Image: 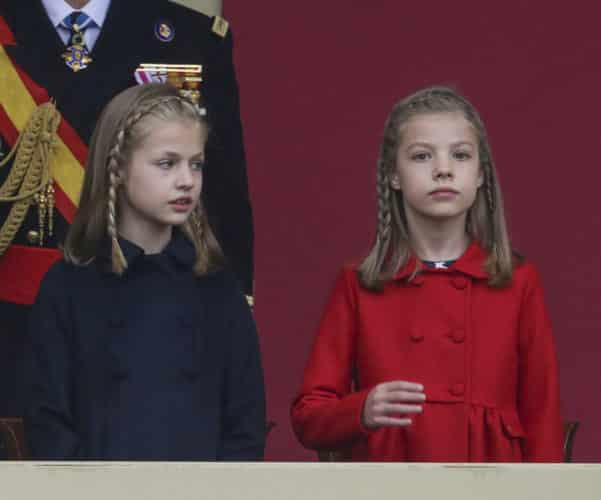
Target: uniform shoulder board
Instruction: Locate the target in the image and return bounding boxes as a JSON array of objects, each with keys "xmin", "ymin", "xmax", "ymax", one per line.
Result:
[{"xmin": 211, "ymin": 16, "xmax": 229, "ymax": 38}]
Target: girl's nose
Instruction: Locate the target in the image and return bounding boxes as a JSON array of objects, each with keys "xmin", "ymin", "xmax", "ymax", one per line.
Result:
[
  {"xmin": 176, "ymin": 167, "xmax": 195, "ymax": 190},
  {"xmin": 433, "ymin": 157, "xmax": 453, "ymax": 179}
]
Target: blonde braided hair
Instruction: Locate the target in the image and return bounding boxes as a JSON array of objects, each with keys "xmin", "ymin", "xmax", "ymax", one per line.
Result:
[
  {"xmin": 63, "ymin": 83, "xmax": 223, "ymax": 275},
  {"xmin": 358, "ymin": 86, "xmax": 514, "ymax": 290}
]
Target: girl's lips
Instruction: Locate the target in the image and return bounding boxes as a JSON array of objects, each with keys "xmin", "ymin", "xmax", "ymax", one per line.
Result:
[
  {"xmin": 169, "ymin": 197, "xmax": 192, "ymax": 205},
  {"xmin": 429, "ymin": 189, "xmax": 459, "ymax": 196},
  {"xmin": 169, "ymin": 197, "xmax": 193, "ymax": 212}
]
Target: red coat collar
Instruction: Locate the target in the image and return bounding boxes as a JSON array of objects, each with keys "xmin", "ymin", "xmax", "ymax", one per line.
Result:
[{"xmin": 393, "ymin": 240, "xmax": 489, "ymax": 281}]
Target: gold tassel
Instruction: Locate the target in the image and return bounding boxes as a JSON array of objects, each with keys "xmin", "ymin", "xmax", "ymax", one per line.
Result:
[
  {"xmin": 35, "ymin": 190, "xmax": 47, "ymax": 246},
  {"xmin": 46, "ymin": 181, "xmax": 55, "ymax": 237}
]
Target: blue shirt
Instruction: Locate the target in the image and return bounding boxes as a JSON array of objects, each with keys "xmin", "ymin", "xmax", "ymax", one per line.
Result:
[{"xmin": 40, "ymin": 0, "xmax": 110, "ymax": 50}]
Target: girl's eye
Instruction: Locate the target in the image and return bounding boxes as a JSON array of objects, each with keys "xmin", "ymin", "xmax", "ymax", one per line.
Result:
[
  {"xmin": 191, "ymin": 161, "xmax": 205, "ymax": 171},
  {"xmin": 157, "ymin": 159, "xmax": 175, "ymax": 169},
  {"xmin": 411, "ymin": 151, "xmax": 431, "ymax": 162},
  {"xmin": 453, "ymin": 151, "xmax": 472, "ymax": 161}
]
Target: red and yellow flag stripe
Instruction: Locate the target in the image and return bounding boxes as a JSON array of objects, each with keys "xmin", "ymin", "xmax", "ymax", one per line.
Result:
[{"xmin": 0, "ymin": 17, "xmax": 88, "ymax": 223}]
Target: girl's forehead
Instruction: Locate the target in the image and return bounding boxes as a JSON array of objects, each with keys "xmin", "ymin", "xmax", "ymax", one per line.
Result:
[
  {"xmin": 135, "ymin": 115, "xmax": 207, "ymax": 140},
  {"xmin": 137, "ymin": 113, "xmax": 203, "ymax": 130},
  {"xmin": 399, "ymin": 111, "xmax": 477, "ymax": 143}
]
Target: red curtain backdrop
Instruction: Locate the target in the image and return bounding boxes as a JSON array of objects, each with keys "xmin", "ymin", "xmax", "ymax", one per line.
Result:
[{"xmin": 226, "ymin": 1, "xmax": 601, "ymax": 461}]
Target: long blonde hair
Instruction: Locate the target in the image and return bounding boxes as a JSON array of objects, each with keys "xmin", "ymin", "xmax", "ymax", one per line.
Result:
[
  {"xmin": 358, "ymin": 86, "xmax": 514, "ymax": 291},
  {"xmin": 64, "ymin": 83, "xmax": 224, "ymax": 276}
]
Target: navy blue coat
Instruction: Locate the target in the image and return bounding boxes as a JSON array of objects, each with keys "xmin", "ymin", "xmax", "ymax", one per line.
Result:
[{"xmin": 24, "ymin": 232, "xmax": 265, "ymax": 460}]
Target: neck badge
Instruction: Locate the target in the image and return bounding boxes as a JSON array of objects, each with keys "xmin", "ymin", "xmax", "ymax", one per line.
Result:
[{"xmin": 62, "ymin": 24, "xmax": 92, "ymax": 72}]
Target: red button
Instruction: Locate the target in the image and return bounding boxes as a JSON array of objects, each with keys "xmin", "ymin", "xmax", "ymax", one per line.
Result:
[
  {"xmin": 410, "ymin": 329, "xmax": 424, "ymax": 342},
  {"xmin": 410, "ymin": 275, "xmax": 424, "ymax": 286},
  {"xmin": 449, "ymin": 383, "xmax": 465, "ymax": 396},
  {"xmin": 451, "ymin": 276, "xmax": 468, "ymax": 290},
  {"xmin": 451, "ymin": 329, "xmax": 466, "ymax": 343}
]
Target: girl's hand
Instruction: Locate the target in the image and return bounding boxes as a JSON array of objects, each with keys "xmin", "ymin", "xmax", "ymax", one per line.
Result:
[{"xmin": 362, "ymin": 381, "xmax": 426, "ymax": 429}]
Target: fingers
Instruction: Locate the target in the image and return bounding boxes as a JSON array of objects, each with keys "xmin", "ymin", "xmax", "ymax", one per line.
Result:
[
  {"xmin": 387, "ymin": 390, "xmax": 426, "ymax": 403},
  {"xmin": 371, "ymin": 416, "xmax": 413, "ymax": 427},
  {"xmin": 381, "ymin": 381, "xmax": 424, "ymax": 393},
  {"xmin": 379, "ymin": 403, "xmax": 423, "ymax": 414},
  {"xmin": 362, "ymin": 380, "xmax": 427, "ymax": 430}
]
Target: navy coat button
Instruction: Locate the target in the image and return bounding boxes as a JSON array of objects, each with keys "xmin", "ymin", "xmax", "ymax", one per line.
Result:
[
  {"xmin": 178, "ymin": 317, "xmax": 194, "ymax": 328},
  {"xmin": 108, "ymin": 318, "xmax": 125, "ymax": 328},
  {"xmin": 182, "ymin": 367, "xmax": 200, "ymax": 381},
  {"xmin": 111, "ymin": 370, "xmax": 128, "ymax": 381}
]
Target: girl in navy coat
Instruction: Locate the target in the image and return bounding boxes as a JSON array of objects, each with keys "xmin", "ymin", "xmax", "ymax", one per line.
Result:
[{"xmin": 24, "ymin": 83, "xmax": 266, "ymax": 460}]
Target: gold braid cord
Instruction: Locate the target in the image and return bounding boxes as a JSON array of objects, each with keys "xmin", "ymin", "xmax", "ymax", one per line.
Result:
[{"xmin": 0, "ymin": 102, "xmax": 60, "ymax": 255}]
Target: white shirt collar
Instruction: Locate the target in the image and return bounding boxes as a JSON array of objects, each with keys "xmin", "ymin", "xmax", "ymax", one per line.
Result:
[{"xmin": 40, "ymin": 0, "xmax": 111, "ymax": 28}]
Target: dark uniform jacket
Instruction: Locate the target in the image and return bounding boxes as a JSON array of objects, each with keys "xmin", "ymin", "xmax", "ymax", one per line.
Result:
[
  {"xmin": 24, "ymin": 231, "xmax": 265, "ymax": 460},
  {"xmin": 0, "ymin": 0, "xmax": 253, "ymax": 420}
]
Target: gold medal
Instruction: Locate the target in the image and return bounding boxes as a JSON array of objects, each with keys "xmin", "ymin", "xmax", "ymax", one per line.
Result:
[{"xmin": 62, "ymin": 26, "xmax": 92, "ymax": 72}]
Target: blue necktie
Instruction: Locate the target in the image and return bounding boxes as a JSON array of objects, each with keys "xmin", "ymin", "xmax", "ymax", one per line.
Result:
[{"xmin": 60, "ymin": 11, "xmax": 94, "ymax": 48}]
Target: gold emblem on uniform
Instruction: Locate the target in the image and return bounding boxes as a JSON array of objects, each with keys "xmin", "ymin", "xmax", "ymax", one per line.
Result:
[
  {"xmin": 154, "ymin": 20, "xmax": 175, "ymax": 42},
  {"xmin": 62, "ymin": 24, "xmax": 92, "ymax": 72},
  {"xmin": 160, "ymin": 24, "xmax": 171, "ymax": 39}
]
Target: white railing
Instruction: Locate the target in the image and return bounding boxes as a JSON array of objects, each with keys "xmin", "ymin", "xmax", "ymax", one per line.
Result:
[{"xmin": 0, "ymin": 462, "xmax": 599, "ymax": 500}]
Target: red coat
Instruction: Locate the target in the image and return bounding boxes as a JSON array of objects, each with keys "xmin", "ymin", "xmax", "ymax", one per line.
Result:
[{"xmin": 291, "ymin": 243, "xmax": 563, "ymax": 462}]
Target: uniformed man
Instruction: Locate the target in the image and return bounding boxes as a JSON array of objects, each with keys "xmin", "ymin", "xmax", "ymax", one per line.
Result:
[{"xmin": 0, "ymin": 0, "xmax": 254, "ymax": 433}]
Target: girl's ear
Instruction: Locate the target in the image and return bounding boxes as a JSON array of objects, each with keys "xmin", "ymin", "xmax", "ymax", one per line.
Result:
[{"xmin": 390, "ymin": 173, "xmax": 401, "ymax": 191}]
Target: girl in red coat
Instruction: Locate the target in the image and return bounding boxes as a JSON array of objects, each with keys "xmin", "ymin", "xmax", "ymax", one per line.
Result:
[{"xmin": 291, "ymin": 86, "xmax": 563, "ymax": 462}]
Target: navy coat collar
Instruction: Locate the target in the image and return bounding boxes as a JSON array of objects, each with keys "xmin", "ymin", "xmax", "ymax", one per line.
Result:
[{"xmin": 98, "ymin": 229, "xmax": 196, "ymax": 273}]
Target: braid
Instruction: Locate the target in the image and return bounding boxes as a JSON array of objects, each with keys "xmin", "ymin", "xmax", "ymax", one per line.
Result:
[
  {"xmin": 106, "ymin": 128, "xmax": 127, "ymax": 274},
  {"xmin": 376, "ymin": 160, "xmax": 392, "ymax": 245},
  {"xmin": 482, "ymin": 161, "xmax": 499, "ymax": 267},
  {"xmin": 119, "ymin": 96, "xmax": 179, "ymax": 136}
]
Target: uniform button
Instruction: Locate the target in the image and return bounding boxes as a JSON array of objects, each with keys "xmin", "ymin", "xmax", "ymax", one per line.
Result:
[
  {"xmin": 449, "ymin": 383, "xmax": 465, "ymax": 396},
  {"xmin": 450, "ymin": 329, "xmax": 466, "ymax": 343},
  {"xmin": 27, "ymin": 230, "xmax": 40, "ymax": 244},
  {"xmin": 410, "ymin": 329, "xmax": 424, "ymax": 342},
  {"xmin": 451, "ymin": 276, "xmax": 468, "ymax": 290}
]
